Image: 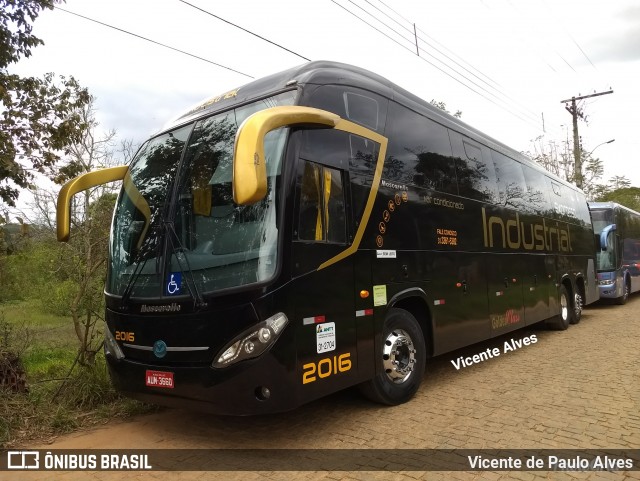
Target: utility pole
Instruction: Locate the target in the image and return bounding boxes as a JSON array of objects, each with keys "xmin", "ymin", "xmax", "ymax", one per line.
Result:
[{"xmin": 560, "ymin": 89, "xmax": 613, "ymax": 189}]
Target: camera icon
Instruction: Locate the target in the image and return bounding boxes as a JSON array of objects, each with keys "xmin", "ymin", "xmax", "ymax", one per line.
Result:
[{"xmin": 7, "ymin": 451, "xmax": 39, "ymax": 469}]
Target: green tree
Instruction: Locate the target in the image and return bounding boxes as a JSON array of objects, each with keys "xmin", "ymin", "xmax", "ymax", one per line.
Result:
[
  {"xmin": 50, "ymin": 100, "xmax": 123, "ymax": 365},
  {"xmin": 527, "ymin": 136, "xmax": 610, "ymax": 200},
  {"xmin": 596, "ymin": 186, "xmax": 640, "ymax": 212},
  {"xmin": 25, "ymin": 98, "xmax": 128, "ymax": 365},
  {"xmin": 0, "ymin": 0, "xmax": 90, "ymax": 206},
  {"xmin": 579, "ymin": 150, "xmax": 605, "ymax": 200},
  {"xmin": 430, "ymin": 99, "xmax": 462, "ymax": 118}
]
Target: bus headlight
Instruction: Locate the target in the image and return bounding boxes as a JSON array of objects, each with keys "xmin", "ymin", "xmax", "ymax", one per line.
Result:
[
  {"xmin": 212, "ymin": 313, "xmax": 288, "ymax": 368},
  {"xmin": 104, "ymin": 326, "xmax": 125, "ymax": 360}
]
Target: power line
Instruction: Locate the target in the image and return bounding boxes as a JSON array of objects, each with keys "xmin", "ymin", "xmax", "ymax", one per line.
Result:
[
  {"xmin": 55, "ymin": 7, "xmax": 254, "ymax": 79},
  {"xmin": 355, "ymin": 0, "xmax": 545, "ymax": 126},
  {"xmin": 499, "ymin": 0, "xmax": 579, "ymax": 73},
  {"xmin": 331, "ymin": 0, "xmax": 543, "ymax": 129},
  {"xmin": 540, "ymin": 0, "xmax": 598, "ymax": 71},
  {"xmin": 371, "ymin": 0, "xmax": 541, "ymax": 122},
  {"xmin": 177, "ymin": 0, "xmax": 310, "ymax": 62},
  {"xmin": 377, "ymin": 0, "xmax": 502, "ymax": 90},
  {"xmin": 372, "ymin": 0, "xmax": 566, "ymax": 138},
  {"xmin": 327, "ymin": 1, "xmax": 415, "ymax": 60}
]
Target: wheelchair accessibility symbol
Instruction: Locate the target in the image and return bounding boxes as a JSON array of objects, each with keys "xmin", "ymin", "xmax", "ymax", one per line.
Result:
[{"xmin": 166, "ymin": 273, "xmax": 182, "ymax": 295}]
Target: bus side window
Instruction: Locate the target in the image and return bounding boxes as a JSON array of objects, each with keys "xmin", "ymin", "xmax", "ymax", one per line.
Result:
[
  {"xmin": 521, "ymin": 164, "xmax": 550, "ymax": 216},
  {"xmin": 302, "ymin": 84, "xmax": 389, "ymax": 134},
  {"xmin": 449, "ymin": 131, "xmax": 497, "ymax": 203},
  {"xmin": 548, "ymin": 180, "xmax": 588, "ymax": 224},
  {"xmin": 344, "ymin": 92, "xmax": 379, "ymax": 131},
  {"xmin": 385, "ymin": 102, "xmax": 458, "ymax": 194},
  {"xmin": 298, "ymin": 161, "xmax": 346, "ymax": 244},
  {"xmin": 349, "ymin": 134, "xmax": 376, "ymax": 175},
  {"xmin": 492, "ymin": 150, "xmax": 527, "ymax": 209}
]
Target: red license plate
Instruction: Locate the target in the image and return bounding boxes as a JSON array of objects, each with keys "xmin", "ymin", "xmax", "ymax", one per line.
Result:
[{"xmin": 145, "ymin": 370, "xmax": 174, "ymax": 389}]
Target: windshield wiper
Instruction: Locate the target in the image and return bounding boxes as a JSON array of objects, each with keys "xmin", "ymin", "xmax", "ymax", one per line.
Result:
[
  {"xmin": 162, "ymin": 219, "xmax": 208, "ymax": 309},
  {"xmin": 120, "ymin": 226, "xmax": 161, "ymax": 310}
]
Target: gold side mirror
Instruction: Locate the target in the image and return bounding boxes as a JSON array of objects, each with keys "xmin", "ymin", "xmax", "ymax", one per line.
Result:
[
  {"xmin": 233, "ymin": 106, "xmax": 340, "ymax": 205},
  {"xmin": 56, "ymin": 166, "xmax": 128, "ymax": 242}
]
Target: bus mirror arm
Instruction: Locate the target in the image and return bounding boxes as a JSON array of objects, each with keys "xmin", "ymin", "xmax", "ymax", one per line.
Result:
[
  {"xmin": 56, "ymin": 166, "xmax": 129, "ymax": 242},
  {"xmin": 599, "ymin": 224, "xmax": 616, "ymax": 251},
  {"xmin": 232, "ymin": 106, "xmax": 341, "ymax": 205}
]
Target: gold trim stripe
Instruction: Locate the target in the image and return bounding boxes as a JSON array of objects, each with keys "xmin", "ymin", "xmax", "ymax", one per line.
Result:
[{"xmin": 318, "ymin": 120, "xmax": 388, "ymax": 270}]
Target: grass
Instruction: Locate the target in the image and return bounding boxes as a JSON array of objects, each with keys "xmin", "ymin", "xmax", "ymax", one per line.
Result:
[
  {"xmin": 0, "ymin": 299, "xmax": 155, "ymax": 447},
  {"xmin": 0, "ymin": 299, "xmax": 71, "ymax": 326}
]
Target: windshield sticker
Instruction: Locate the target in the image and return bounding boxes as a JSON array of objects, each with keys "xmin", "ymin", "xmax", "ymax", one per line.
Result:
[
  {"xmin": 316, "ymin": 322, "xmax": 336, "ymax": 354},
  {"xmin": 165, "ymin": 273, "xmax": 182, "ymax": 296}
]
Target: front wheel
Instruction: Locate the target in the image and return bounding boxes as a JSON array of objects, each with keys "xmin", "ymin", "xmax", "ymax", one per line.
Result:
[
  {"xmin": 615, "ymin": 280, "xmax": 630, "ymax": 305},
  {"xmin": 359, "ymin": 308, "xmax": 426, "ymax": 405}
]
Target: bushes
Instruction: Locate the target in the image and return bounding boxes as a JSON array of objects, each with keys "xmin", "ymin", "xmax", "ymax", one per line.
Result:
[
  {"xmin": 0, "ymin": 304, "xmax": 150, "ymax": 447},
  {"xmin": 41, "ymin": 279, "xmax": 77, "ymax": 317},
  {"xmin": 1, "ymin": 240, "xmax": 63, "ymax": 302}
]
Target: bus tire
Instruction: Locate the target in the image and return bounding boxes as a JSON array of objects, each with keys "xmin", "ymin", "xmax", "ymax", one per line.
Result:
[
  {"xmin": 615, "ymin": 280, "xmax": 629, "ymax": 305},
  {"xmin": 359, "ymin": 308, "xmax": 426, "ymax": 406},
  {"xmin": 546, "ymin": 285, "xmax": 571, "ymax": 330},
  {"xmin": 570, "ymin": 291, "xmax": 582, "ymax": 324}
]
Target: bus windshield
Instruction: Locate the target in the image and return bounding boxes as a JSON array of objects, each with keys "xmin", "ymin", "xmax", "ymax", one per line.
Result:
[
  {"xmin": 591, "ymin": 208, "xmax": 616, "ymax": 271},
  {"xmin": 107, "ymin": 92, "xmax": 295, "ymax": 298}
]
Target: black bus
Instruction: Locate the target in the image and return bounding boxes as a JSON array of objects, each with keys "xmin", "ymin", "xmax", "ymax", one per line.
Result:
[
  {"xmin": 589, "ymin": 201, "xmax": 640, "ymax": 304},
  {"xmin": 56, "ymin": 61, "xmax": 598, "ymax": 414}
]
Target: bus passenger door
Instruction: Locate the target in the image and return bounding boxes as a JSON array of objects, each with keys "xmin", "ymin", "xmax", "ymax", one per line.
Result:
[{"xmin": 292, "ymin": 156, "xmax": 360, "ymax": 400}]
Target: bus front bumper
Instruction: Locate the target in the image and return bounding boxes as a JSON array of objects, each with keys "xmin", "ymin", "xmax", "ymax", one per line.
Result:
[
  {"xmin": 105, "ymin": 354, "xmax": 299, "ymax": 416},
  {"xmin": 598, "ymin": 285, "xmax": 619, "ymax": 298}
]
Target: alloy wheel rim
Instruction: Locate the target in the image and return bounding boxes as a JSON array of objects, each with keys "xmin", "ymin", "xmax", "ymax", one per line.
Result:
[
  {"xmin": 382, "ymin": 329, "xmax": 416, "ymax": 384},
  {"xmin": 560, "ymin": 293, "xmax": 569, "ymax": 321}
]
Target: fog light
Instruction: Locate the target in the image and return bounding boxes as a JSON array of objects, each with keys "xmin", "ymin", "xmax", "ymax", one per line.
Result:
[{"xmin": 255, "ymin": 386, "xmax": 271, "ymax": 401}]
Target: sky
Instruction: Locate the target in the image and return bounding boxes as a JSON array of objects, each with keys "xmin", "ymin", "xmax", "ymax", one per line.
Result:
[{"xmin": 10, "ymin": 0, "xmax": 640, "ymax": 197}]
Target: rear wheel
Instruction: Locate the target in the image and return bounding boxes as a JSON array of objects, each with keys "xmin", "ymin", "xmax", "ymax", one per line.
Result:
[
  {"xmin": 359, "ymin": 308, "xmax": 426, "ymax": 405},
  {"xmin": 546, "ymin": 284, "xmax": 571, "ymax": 330},
  {"xmin": 570, "ymin": 291, "xmax": 582, "ymax": 324}
]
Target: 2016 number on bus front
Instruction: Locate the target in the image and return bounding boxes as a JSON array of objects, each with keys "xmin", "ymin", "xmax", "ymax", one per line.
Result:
[{"xmin": 302, "ymin": 353, "xmax": 352, "ymax": 384}]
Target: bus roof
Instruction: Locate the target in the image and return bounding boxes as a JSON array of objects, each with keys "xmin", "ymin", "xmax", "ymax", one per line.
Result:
[
  {"xmin": 159, "ymin": 60, "xmax": 581, "ymax": 194},
  {"xmin": 588, "ymin": 201, "xmax": 640, "ymax": 217}
]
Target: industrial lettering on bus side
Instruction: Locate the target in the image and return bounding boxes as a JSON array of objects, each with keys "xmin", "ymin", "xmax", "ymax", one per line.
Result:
[{"xmin": 481, "ymin": 208, "xmax": 572, "ymax": 252}]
